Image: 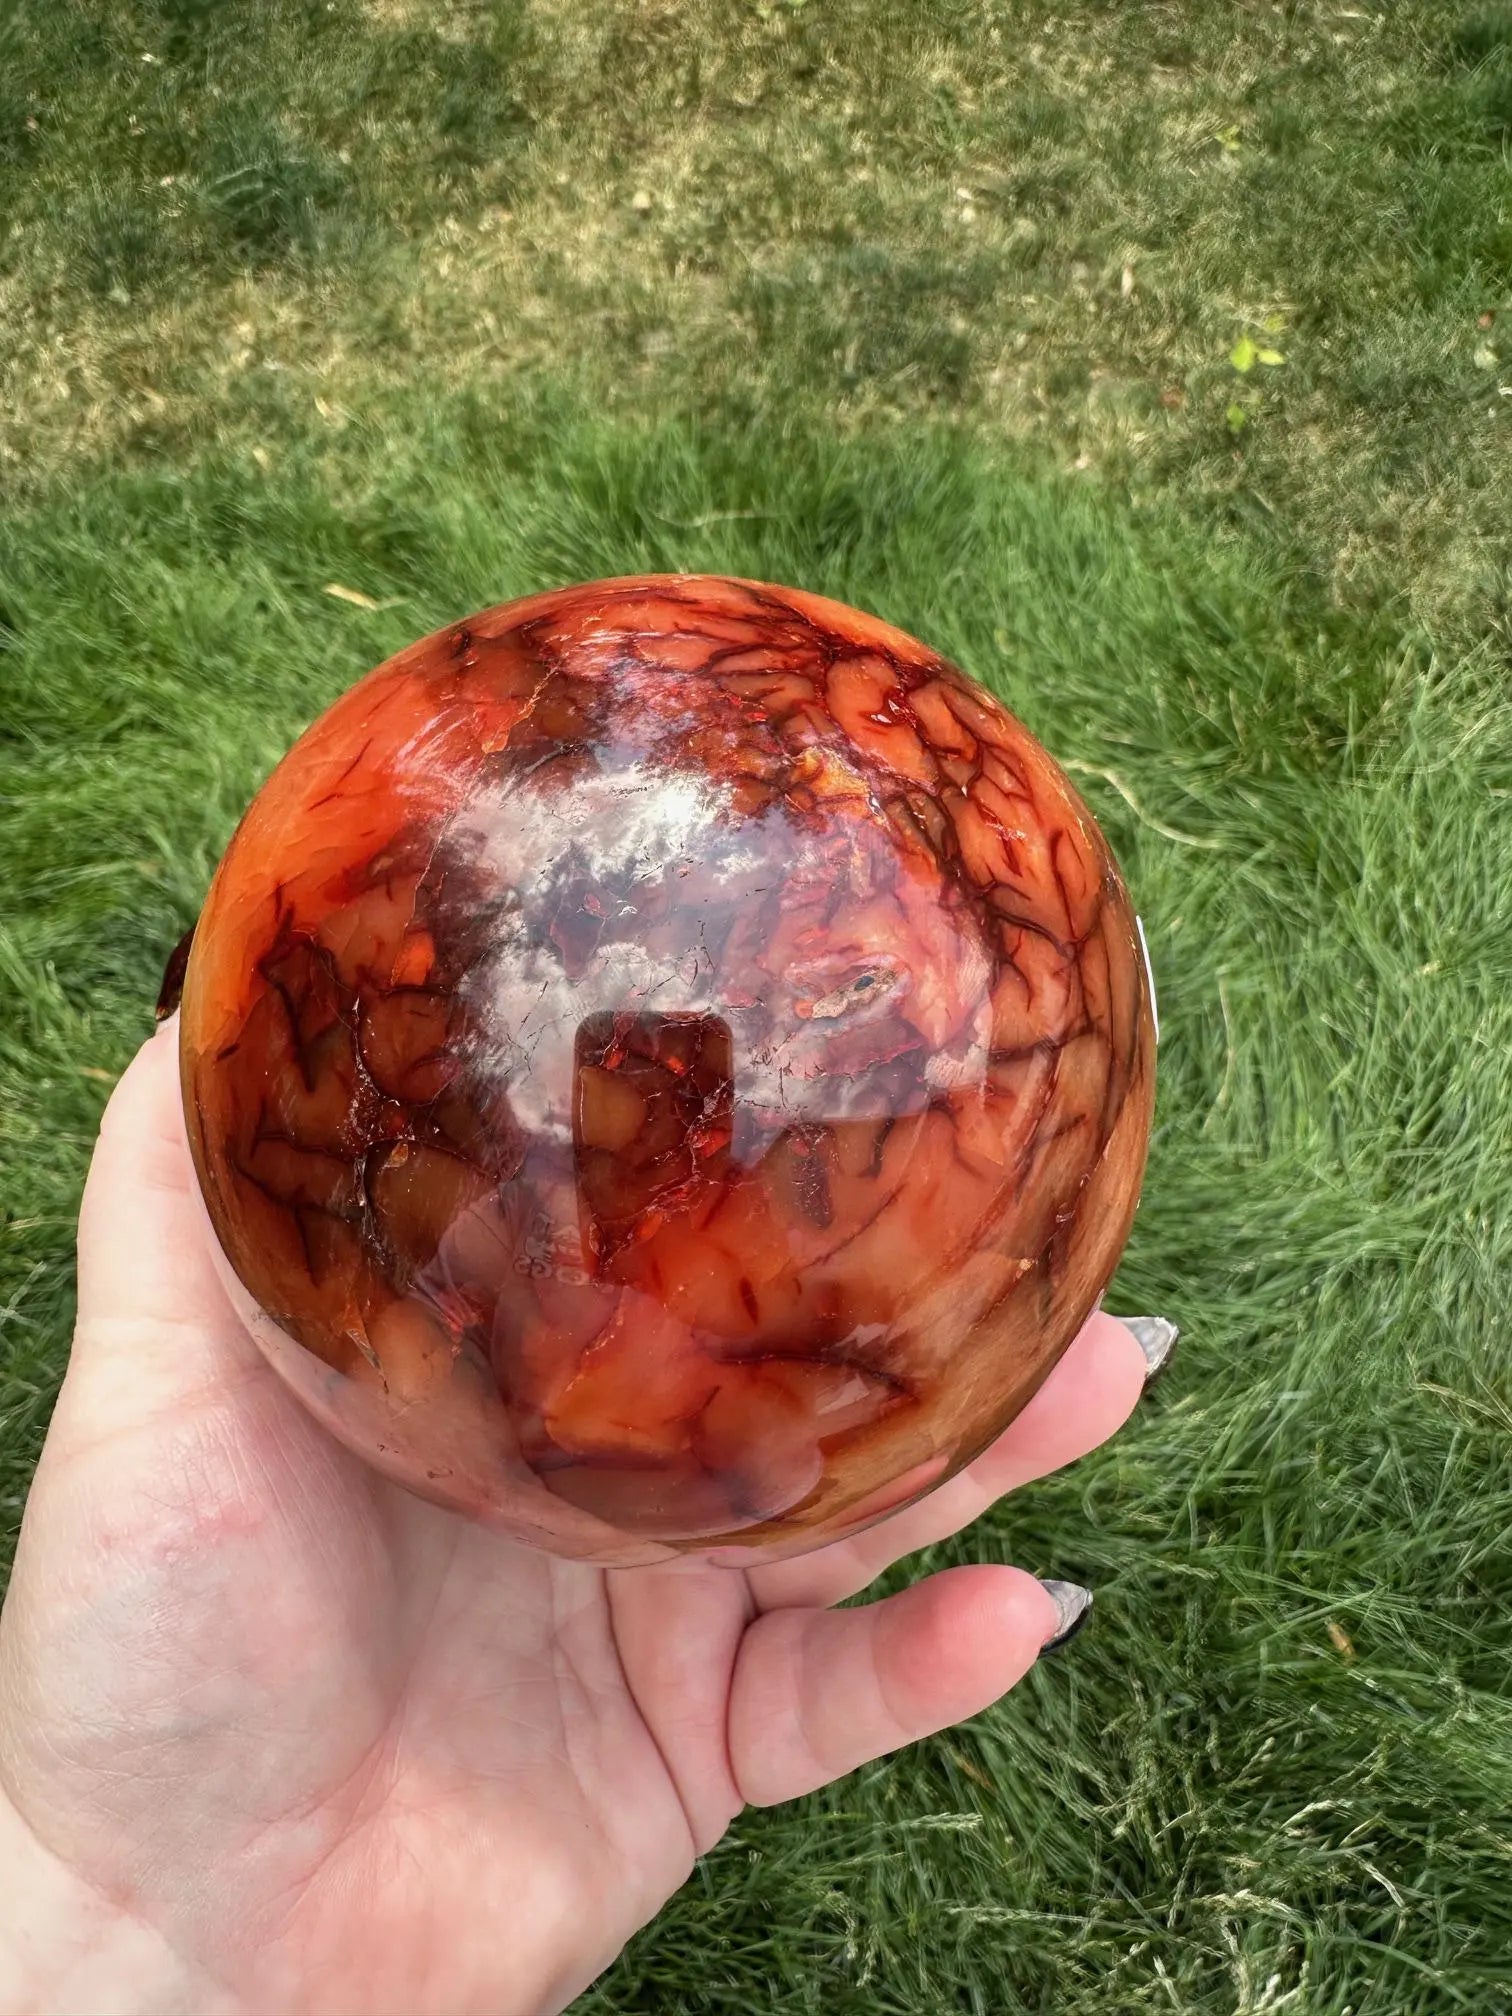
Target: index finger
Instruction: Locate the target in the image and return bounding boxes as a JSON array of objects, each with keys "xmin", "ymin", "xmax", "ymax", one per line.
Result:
[{"xmin": 747, "ymin": 1309, "xmax": 1155, "ymax": 1611}]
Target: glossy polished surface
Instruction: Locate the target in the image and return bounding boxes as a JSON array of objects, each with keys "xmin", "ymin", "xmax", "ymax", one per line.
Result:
[{"xmin": 176, "ymin": 576, "xmax": 1156, "ymax": 1564}]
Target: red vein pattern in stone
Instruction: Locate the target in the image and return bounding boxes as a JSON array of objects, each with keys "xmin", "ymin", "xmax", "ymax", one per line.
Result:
[{"xmin": 175, "ymin": 574, "xmax": 1157, "ymax": 1565}]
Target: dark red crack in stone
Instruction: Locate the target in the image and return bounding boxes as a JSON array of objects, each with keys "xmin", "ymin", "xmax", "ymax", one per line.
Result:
[{"xmin": 176, "ymin": 574, "xmax": 1156, "ymax": 1565}]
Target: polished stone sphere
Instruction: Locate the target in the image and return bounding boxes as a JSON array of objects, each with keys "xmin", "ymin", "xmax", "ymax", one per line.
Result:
[{"xmin": 172, "ymin": 575, "xmax": 1156, "ymax": 1565}]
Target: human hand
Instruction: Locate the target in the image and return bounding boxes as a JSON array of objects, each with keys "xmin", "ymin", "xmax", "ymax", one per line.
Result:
[{"xmin": 0, "ymin": 1017, "xmax": 1171, "ymax": 2016}]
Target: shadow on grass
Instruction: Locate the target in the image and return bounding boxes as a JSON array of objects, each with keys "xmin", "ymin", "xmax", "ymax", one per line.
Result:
[{"xmin": 1, "ymin": 0, "xmax": 535, "ymax": 296}]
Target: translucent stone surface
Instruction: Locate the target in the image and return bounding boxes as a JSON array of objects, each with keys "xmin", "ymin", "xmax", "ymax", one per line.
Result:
[{"xmin": 173, "ymin": 575, "xmax": 1156, "ymax": 1564}]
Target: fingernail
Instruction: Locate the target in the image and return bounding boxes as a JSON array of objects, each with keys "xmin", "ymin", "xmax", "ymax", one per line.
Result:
[
  {"xmin": 1116, "ymin": 1314, "xmax": 1180, "ymax": 1388},
  {"xmin": 1037, "ymin": 1580, "xmax": 1093, "ymax": 1657},
  {"xmin": 156, "ymin": 924, "xmax": 196, "ymax": 1023}
]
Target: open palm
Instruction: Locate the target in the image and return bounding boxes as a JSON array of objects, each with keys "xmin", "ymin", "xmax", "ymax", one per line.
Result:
[{"xmin": 0, "ymin": 1021, "xmax": 1150, "ymax": 2016}]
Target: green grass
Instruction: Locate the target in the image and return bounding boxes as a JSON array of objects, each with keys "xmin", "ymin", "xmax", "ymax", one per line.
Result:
[{"xmin": 3, "ymin": 2, "xmax": 1512, "ymax": 2011}]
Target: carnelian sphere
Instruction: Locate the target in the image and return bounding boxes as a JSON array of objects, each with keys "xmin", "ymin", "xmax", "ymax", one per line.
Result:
[{"xmin": 176, "ymin": 575, "xmax": 1156, "ymax": 1565}]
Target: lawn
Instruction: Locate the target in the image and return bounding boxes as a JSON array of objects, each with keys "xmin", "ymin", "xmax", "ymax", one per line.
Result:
[{"xmin": 3, "ymin": 1, "xmax": 1511, "ymax": 2010}]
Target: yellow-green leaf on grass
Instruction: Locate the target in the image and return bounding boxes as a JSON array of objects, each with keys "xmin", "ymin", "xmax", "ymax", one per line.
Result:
[{"xmin": 1230, "ymin": 335, "xmax": 1258, "ymax": 372}]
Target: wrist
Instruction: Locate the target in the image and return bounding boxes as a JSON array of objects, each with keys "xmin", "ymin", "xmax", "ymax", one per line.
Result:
[{"xmin": 0, "ymin": 1785, "xmax": 240, "ymax": 2016}]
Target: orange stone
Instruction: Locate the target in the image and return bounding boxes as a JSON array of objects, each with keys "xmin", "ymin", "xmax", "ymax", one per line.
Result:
[{"xmin": 169, "ymin": 575, "xmax": 1157, "ymax": 1564}]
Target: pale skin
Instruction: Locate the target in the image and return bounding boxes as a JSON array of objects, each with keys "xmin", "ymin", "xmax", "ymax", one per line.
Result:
[{"xmin": 0, "ymin": 1018, "xmax": 1149, "ymax": 2016}]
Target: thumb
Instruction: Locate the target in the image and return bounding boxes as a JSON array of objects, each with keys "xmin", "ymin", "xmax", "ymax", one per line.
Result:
[{"xmin": 71, "ymin": 1014, "xmax": 263, "ymax": 1397}]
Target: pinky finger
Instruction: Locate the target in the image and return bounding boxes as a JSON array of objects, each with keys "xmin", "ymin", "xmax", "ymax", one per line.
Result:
[{"xmin": 727, "ymin": 1565, "xmax": 1070, "ymax": 1808}]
